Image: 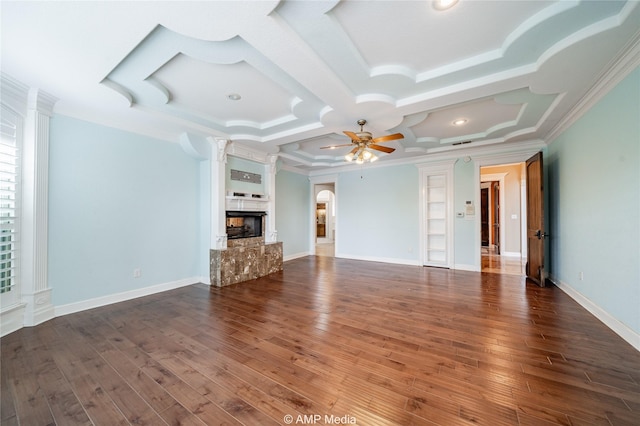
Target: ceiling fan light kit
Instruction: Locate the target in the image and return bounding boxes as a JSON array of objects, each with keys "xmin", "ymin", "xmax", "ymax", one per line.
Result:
[
  {"xmin": 322, "ymin": 119, "xmax": 403, "ymax": 164},
  {"xmin": 345, "ymin": 148, "xmax": 378, "ymax": 164}
]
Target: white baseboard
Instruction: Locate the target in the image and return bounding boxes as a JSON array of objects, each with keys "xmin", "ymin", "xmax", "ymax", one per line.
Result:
[
  {"xmin": 335, "ymin": 253, "xmax": 420, "ymax": 267},
  {"xmin": 502, "ymin": 251, "xmax": 522, "ymax": 258},
  {"xmin": 0, "ymin": 303, "xmax": 26, "ymax": 337},
  {"xmin": 284, "ymin": 251, "xmax": 310, "ymax": 262},
  {"xmin": 55, "ymin": 277, "xmax": 201, "ymax": 317},
  {"xmin": 550, "ymin": 275, "xmax": 640, "ymax": 352},
  {"xmin": 22, "ymin": 288, "xmax": 55, "ymax": 327},
  {"xmin": 454, "ymin": 263, "xmax": 481, "ymax": 272},
  {"xmin": 316, "ymin": 238, "xmax": 333, "ymax": 244}
]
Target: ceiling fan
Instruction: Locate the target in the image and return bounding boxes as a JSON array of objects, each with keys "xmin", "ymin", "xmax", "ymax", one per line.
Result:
[{"xmin": 321, "ymin": 119, "xmax": 404, "ymax": 163}]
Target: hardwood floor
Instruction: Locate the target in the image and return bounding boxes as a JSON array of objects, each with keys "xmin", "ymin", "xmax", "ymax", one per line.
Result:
[{"xmin": 2, "ymin": 256, "xmax": 639, "ymax": 425}]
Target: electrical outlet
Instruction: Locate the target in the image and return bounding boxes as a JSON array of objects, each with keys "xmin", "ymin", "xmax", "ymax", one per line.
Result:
[
  {"xmin": 579, "ymin": 271, "xmax": 584, "ymax": 281},
  {"xmin": 133, "ymin": 268, "xmax": 142, "ymax": 278}
]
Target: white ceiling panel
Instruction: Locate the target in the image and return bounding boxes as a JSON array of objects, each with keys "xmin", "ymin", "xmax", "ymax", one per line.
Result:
[
  {"xmin": 153, "ymin": 56, "xmax": 296, "ymax": 126},
  {"xmin": 2, "ymin": 0, "xmax": 638, "ymax": 172}
]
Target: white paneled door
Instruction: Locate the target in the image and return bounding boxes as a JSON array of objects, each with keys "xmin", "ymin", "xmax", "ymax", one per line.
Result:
[{"xmin": 419, "ymin": 161, "xmax": 455, "ymax": 268}]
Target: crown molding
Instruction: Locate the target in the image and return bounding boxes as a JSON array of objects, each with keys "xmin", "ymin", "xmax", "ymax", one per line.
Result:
[
  {"xmin": 1, "ymin": 72, "xmax": 29, "ymax": 115},
  {"xmin": 1, "ymin": 73, "xmax": 58, "ymax": 116},
  {"xmin": 304, "ymin": 139, "xmax": 545, "ymax": 177},
  {"xmin": 27, "ymin": 88, "xmax": 58, "ymax": 116},
  {"xmin": 545, "ymin": 29, "xmax": 640, "ymax": 144},
  {"xmin": 415, "ymin": 158, "xmax": 458, "ymax": 170},
  {"xmin": 279, "ymin": 162, "xmax": 308, "ymax": 175},
  {"xmin": 227, "ymin": 142, "xmax": 271, "ymax": 164}
]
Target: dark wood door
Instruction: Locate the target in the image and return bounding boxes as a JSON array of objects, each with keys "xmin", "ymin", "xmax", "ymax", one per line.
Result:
[
  {"xmin": 481, "ymin": 188, "xmax": 489, "ymax": 246},
  {"xmin": 492, "ymin": 181, "xmax": 500, "ymax": 255},
  {"xmin": 526, "ymin": 152, "xmax": 546, "ymax": 286},
  {"xmin": 316, "ymin": 203, "xmax": 326, "ymax": 237}
]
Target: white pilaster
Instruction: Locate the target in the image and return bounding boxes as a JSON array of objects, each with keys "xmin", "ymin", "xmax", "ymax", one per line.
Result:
[
  {"xmin": 209, "ymin": 137, "xmax": 230, "ymax": 250},
  {"xmin": 21, "ymin": 88, "xmax": 57, "ymax": 326},
  {"xmin": 265, "ymin": 154, "xmax": 278, "ymax": 243}
]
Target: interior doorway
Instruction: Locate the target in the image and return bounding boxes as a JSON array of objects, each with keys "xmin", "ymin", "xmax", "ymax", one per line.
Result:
[
  {"xmin": 480, "ymin": 164, "xmax": 525, "ymax": 276},
  {"xmin": 480, "ymin": 181, "xmax": 500, "ymax": 253},
  {"xmin": 315, "ymin": 187, "xmax": 335, "ymax": 257}
]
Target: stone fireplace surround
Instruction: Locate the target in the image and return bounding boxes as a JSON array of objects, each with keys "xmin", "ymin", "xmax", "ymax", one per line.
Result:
[
  {"xmin": 210, "ymin": 191, "xmax": 283, "ymax": 287},
  {"xmin": 210, "ymin": 235, "xmax": 282, "ymax": 287}
]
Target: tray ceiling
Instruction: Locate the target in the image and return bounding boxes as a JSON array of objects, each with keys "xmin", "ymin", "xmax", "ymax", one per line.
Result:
[{"xmin": 2, "ymin": 1, "xmax": 639, "ymax": 172}]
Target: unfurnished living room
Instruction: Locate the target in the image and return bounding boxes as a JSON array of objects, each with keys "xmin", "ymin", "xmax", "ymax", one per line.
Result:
[{"xmin": 1, "ymin": 1, "xmax": 639, "ymax": 425}]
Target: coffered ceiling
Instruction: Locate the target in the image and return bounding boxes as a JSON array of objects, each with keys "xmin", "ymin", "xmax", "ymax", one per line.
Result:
[{"xmin": 2, "ymin": 1, "xmax": 639, "ymax": 172}]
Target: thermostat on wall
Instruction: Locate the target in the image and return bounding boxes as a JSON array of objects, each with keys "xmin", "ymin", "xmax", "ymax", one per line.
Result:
[{"xmin": 465, "ymin": 201, "xmax": 475, "ymax": 216}]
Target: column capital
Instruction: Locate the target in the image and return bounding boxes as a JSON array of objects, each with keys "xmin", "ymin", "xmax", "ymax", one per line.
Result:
[
  {"xmin": 267, "ymin": 154, "xmax": 279, "ymax": 174},
  {"xmin": 210, "ymin": 137, "xmax": 231, "ymax": 163}
]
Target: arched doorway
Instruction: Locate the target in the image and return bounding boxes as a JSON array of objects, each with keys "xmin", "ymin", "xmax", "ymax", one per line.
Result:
[{"xmin": 315, "ymin": 188, "xmax": 335, "ymax": 257}]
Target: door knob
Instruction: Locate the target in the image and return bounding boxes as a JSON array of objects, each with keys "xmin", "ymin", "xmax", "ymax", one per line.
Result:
[{"xmin": 535, "ymin": 230, "xmax": 549, "ymax": 239}]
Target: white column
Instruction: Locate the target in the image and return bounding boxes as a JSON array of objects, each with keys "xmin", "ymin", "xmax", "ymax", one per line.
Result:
[
  {"xmin": 265, "ymin": 154, "xmax": 278, "ymax": 243},
  {"xmin": 21, "ymin": 88, "xmax": 57, "ymax": 326},
  {"xmin": 209, "ymin": 137, "xmax": 230, "ymax": 250}
]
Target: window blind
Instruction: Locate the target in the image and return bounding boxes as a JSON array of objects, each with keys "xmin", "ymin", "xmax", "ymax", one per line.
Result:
[{"xmin": 0, "ymin": 107, "xmax": 19, "ymax": 300}]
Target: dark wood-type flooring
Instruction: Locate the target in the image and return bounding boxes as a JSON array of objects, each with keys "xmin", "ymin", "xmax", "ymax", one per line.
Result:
[{"xmin": 2, "ymin": 256, "xmax": 640, "ymax": 425}]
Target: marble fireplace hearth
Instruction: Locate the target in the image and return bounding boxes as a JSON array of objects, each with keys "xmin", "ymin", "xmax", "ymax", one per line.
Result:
[{"xmin": 210, "ymin": 236, "xmax": 283, "ymax": 287}]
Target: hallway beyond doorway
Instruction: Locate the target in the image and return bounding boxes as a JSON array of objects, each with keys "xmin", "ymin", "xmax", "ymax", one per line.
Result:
[
  {"xmin": 315, "ymin": 242, "xmax": 334, "ymax": 257},
  {"xmin": 481, "ymin": 247, "xmax": 524, "ymax": 276}
]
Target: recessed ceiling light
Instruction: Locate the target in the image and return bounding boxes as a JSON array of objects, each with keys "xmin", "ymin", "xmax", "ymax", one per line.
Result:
[
  {"xmin": 227, "ymin": 93, "xmax": 241, "ymax": 101},
  {"xmin": 433, "ymin": 0, "xmax": 459, "ymax": 11},
  {"xmin": 453, "ymin": 118, "xmax": 467, "ymax": 126}
]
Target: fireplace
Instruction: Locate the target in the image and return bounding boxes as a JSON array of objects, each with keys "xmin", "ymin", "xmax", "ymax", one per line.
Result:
[
  {"xmin": 212, "ymin": 209, "xmax": 281, "ymax": 287},
  {"xmin": 226, "ymin": 211, "xmax": 266, "ymax": 239}
]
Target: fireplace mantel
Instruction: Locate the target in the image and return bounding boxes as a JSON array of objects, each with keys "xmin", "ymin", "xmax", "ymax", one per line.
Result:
[{"xmin": 225, "ymin": 191, "xmax": 269, "ymax": 212}]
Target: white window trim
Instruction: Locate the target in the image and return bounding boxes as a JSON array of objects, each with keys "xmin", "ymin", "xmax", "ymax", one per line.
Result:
[{"xmin": 0, "ymin": 72, "xmax": 57, "ymax": 336}]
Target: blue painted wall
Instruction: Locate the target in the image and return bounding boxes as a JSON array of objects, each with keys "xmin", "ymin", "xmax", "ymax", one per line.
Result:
[
  {"xmin": 453, "ymin": 159, "xmax": 477, "ymax": 269},
  {"xmin": 48, "ymin": 115, "xmax": 201, "ymax": 305},
  {"xmin": 336, "ymin": 165, "xmax": 419, "ymax": 263},
  {"xmin": 227, "ymin": 156, "xmax": 265, "ymax": 195},
  {"xmin": 547, "ymin": 67, "xmax": 640, "ymax": 334},
  {"xmin": 198, "ymin": 160, "xmax": 211, "ymax": 279},
  {"xmin": 46, "ymin": 66, "xmax": 640, "ymax": 342},
  {"xmin": 275, "ymin": 169, "xmax": 310, "ymax": 258}
]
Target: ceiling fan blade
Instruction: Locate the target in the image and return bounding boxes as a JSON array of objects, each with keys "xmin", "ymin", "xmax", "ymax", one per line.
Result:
[
  {"xmin": 320, "ymin": 143, "xmax": 354, "ymax": 149},
  {"xmin": 372, "ymin": 133, "xmax": 404, "ymax": 143},
  {"xmin": 369, "ymin": 144, "xmax": 395, "ymax": 153},
  {"xmin": 348, "ymin": 146, "xmax": 359, "ymax": 155},
  {"xmin": 344, "ymin": 131, "xmax": 362, "ymax": 142}
]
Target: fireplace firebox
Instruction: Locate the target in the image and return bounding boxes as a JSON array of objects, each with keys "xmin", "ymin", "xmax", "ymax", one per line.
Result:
[{"xmin": 226, "ymin": 211, "xmax": 266, "ymax": 239}]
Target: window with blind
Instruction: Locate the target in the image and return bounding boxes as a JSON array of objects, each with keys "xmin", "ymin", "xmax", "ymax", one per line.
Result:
[{"xmin": 0, "ymin": 106, "xmax": 20, "ymax": 308}]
